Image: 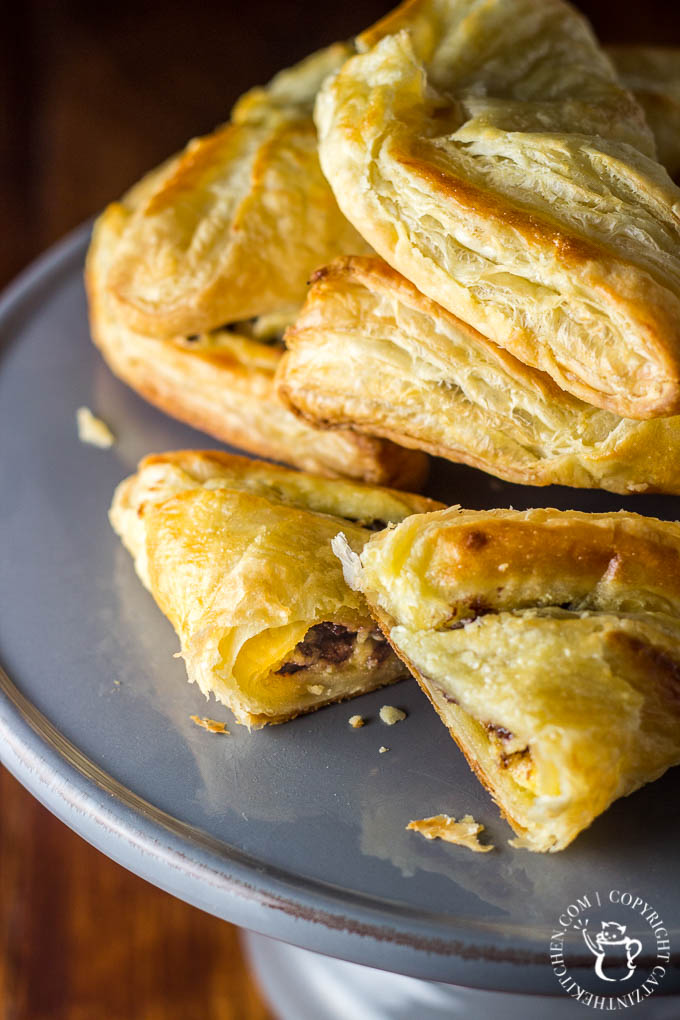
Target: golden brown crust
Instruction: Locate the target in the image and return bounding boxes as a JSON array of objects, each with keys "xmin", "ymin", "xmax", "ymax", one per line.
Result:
[
  {"xmin": 358, "ymin": 506, "xmax": 680, "ymax": 630},
  {"xmin": 116, "ymin": 449, "xmax": 441, "ymax": 529},
  {"xmin": 87, "ymin": 205, "xmax": 428, "ymax": 490},
  {"xmin": 103, "ymin": 43, "xmax": 370, "ymax": 339},
  {"xmin": 316, "ymin": 0, "xmax": 680, "ymax": 418},
  {"xmin": 278, "ymin": 255, "xmax": 680, "ymax": 494},
  {"xmin": 109, "ymin": 452, "xmax": 439, "ymax": 728},
  {"xmin": 340, "ymin": 507, "xmax": 680, "ymax": 850},
  {"xmin": 394, "ymin": 149, "xmax": 680, "ymax": 419}
]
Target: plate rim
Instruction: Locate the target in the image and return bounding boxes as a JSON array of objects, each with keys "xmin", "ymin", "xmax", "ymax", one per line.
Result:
[{"xmin": 1, "ymin": 224, "xmax": 678, "ymax": 995}]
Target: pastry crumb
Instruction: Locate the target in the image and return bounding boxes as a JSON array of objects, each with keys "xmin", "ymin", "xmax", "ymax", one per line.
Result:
[
  {"xmin": 348, "ymin": 714, "xmax": 365, "ymax": 728},
  {"xmin": 172, "ymin": 651, "xmax": 183, "ymax": 659},
  {"xmin": 379, "ymin": 705, "xmax": 406, "ymax": 725},
  {"xmin": 76, "ymin": 406, "xmax": 115, "ymax": 448},
  {"xmin": 307, "ymin": 684, "xmax": 325, "ymax": 695},
  {"xmin": 190, "ymin": 715, "xmax": 230, "ymax": 734},
  {"xmin": 407, "ymin": 814, "xmax": 494, "ymax": 853},
  {"xmin": 378, "ymin": 745, "xmax": 389, "ymax": 753},
  {"xmin": 508, "ymin": 835, "xmax": 533, "ymax": 850},
  {"xmin": 497, "ymin": 562, "xmax": 509, "ymax": 572}
]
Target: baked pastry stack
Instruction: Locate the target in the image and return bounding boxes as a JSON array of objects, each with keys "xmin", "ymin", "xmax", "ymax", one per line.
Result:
[
  {"xmin": 85, "ymin": 3, "xmax": 680, "ymax": 495},
  {"xmin": 279, "ymin": 255, "xmax": 680, "ymax": 494},
  {"xmin": 86, "ymin": 44, "xmax": 427, "ymax": 489},
  {"xmin": 96, "ymin": 1, "xmax": 680, "ymax": 851},
  {"xmin": 277, "ymin": 3, "xmax": 680, "ymax": 493}
]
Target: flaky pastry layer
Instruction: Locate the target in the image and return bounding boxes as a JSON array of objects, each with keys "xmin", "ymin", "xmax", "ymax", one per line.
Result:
[
  {"xmin": 87, "ymin": 202, "xmax": 428, "ymax": 489},
  {"xmin": 316, "ymin": 0, "xmax": 680, "ymax": 418},
  {"xmin": 110, "ymin": 452, "xmax": 441, "ymax": 727},
  {"xmin": 335, "ymin": 506, "xmax": 680, "ymax": 850},
  {"xmin": 103, "ymin": 43, "xmax": 370, "ymax": 339},
  {"xmin": 278, "ymin": 256, "xmax": 680, "ymax": 494}
]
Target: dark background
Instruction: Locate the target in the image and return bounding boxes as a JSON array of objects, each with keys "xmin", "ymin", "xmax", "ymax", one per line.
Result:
[{"xmin": 1, "ymin": 2, "xmax": 679, "ymax": 1017}]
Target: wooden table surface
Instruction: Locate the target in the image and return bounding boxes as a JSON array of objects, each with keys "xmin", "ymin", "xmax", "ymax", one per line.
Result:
[{"xmin": 1, "ymin": 2, "xmax": 678, "ymax": 1017}]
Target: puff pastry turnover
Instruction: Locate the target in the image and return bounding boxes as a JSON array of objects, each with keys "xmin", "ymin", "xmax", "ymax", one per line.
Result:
[
  {"xmin": 278, "ymin": 256, "xmax": 680, "ymax": 494},
  {"xmin": 110, "ymin": 451, "xmax": 441, "ymax": 728},
  {"xmin": 102, "ymin": 42, "xmax": 370, "ymax": 339},
  {"xmin": 608, "ymin": 46, "xmax": 680, "ymax": 182},
  {"xmin": 86, "ymin": 192, "xmax": 427, "ymax": 489},
  {"xmin": 334, "ymin": 507, "xmax": 680, "ymax": 851},
  {"xmin": 316, "ymin": 0, "xmax": 680, "ymax": 419}
]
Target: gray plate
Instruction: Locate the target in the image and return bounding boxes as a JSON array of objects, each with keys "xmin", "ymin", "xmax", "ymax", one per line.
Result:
[{"xmin": 1, "ymin": 225, "xmax": 679, "ymax": 995}]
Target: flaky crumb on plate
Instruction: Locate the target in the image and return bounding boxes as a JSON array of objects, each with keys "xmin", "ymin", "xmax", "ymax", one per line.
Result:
[
  {"xmin": 190, "ymin": 715, "xmax": 230, "ymax": 734},
  {"xmin": 76, "ymin": 406, "xmax": 115, "ymax": 448},
  {"xmin": 507, "ymin": 835, "xmax": 534, "ymax": 850},
  {"xmin": 407, "ymin": 814, "xmax": 494, "ymax": 853},
  {"xmin": 379, "ymin": 705, "xmax": 406, "ymax": 725},
  {"xmin": 349, "ymin": 714, "xmax": 365, "ymax": 728}
]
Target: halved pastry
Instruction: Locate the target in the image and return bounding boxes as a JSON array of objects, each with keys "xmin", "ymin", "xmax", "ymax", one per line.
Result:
[
  {"xmin": 86, "ymin": 198, "xmax": 428, "ymax": 489},
  {"xmin": 278, "ymin": 256, "xmax": 680, "ymax": 494},
  {"xmin": 316, "ymin": 0, "xmax": 680, "ymax": 419},
  {"xmin": 110, "ymin": 451, "xmax": 442, "ymax": 727},
  {"xmin": 334, "ymin": 507, "xmax": 680, "ymax": 850},
  {"xmin": 608, "ymin": 46, "xmax": 680, "ymax": 182}
]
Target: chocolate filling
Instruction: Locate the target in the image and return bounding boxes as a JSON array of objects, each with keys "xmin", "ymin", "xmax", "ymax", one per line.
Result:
[
  {"xmin": 500, "ymin": 747, "xmax": 531, "ymax": 770},
  {"xmin": 485, "ymin": 722, "xmax": 514, "ymax": 741},
  {"xmin": 222, "ymin": 318, "xmax": 257, "ymax": 335},
  {"xmin": 433, "ymin": 683, "xmax": 459, "ymax": 705},
  {"xmin": 275, "ymin": 623, "xmax": 355, "ymax": 675},
  {"xmin": 275, "ymin": 661, "xmax": 307, "ymax": 676},
  {"xmin": 365, "ymin": 638, "xmax": 392, "ymax": 668},
  {"xmin": 297, "ymin": 622, "xmax": 356, "ymax": 664},
  {"xmin": 444, "ymin": 598, "xmax": 494, "ymax": 630},
  {"xmin": 275, "ymin": 623, "xmax": 389, "ymax": 677}
]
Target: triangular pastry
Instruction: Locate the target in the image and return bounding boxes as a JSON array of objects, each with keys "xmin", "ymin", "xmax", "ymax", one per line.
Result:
[
  {"xmin": 334, "ymin": 506, "xmax": 680, "ymax": 850},
  {"xmin": 110, "ymin": 451, "xmax": 441, "ymax": 727},
  {"xmin": 86, "ymin": 169, "xmax": 427, "ymax": 489},
  {"xmin": 103, "ymin": 43, "xmax": 369, "ymax": 339},
  {"xmin": 316, "ymin": 0, "xmax": 680, "ymax": 418},
  {"xmin": 278, "ymin": 255, "xmax": 680, "ymax": 494}
]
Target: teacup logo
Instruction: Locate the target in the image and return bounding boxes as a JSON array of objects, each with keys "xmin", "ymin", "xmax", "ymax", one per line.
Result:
[
  {"xmin": 582, "ymin": 921, "xmax": 642, "ymax": 982},
  {"xmin": 549, "ymin": 889, "xmax": 670, "ymax": 1010}
]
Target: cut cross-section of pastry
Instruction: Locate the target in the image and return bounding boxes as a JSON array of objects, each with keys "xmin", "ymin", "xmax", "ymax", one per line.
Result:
[
  {"xmin": 278, "ymin": 256, "xmax": 680, "ymax": 494},
  {"xmin": 103, "ymin": 42, "xmax": 370, "ymax": 339},
  {"xmin": 86, "ymin": 201, "xmax": 428, "ymax": 490},
  {"xmin": 316, "ymin": 0, "xmax": 680, "ymax": 418},
  {"xmin": 333, "ymin": 507, "xmax": 680, "ymax": 850},
  {"xmin": 110, "ymin": 451, "xmax": 442, "ymax": 728}
]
